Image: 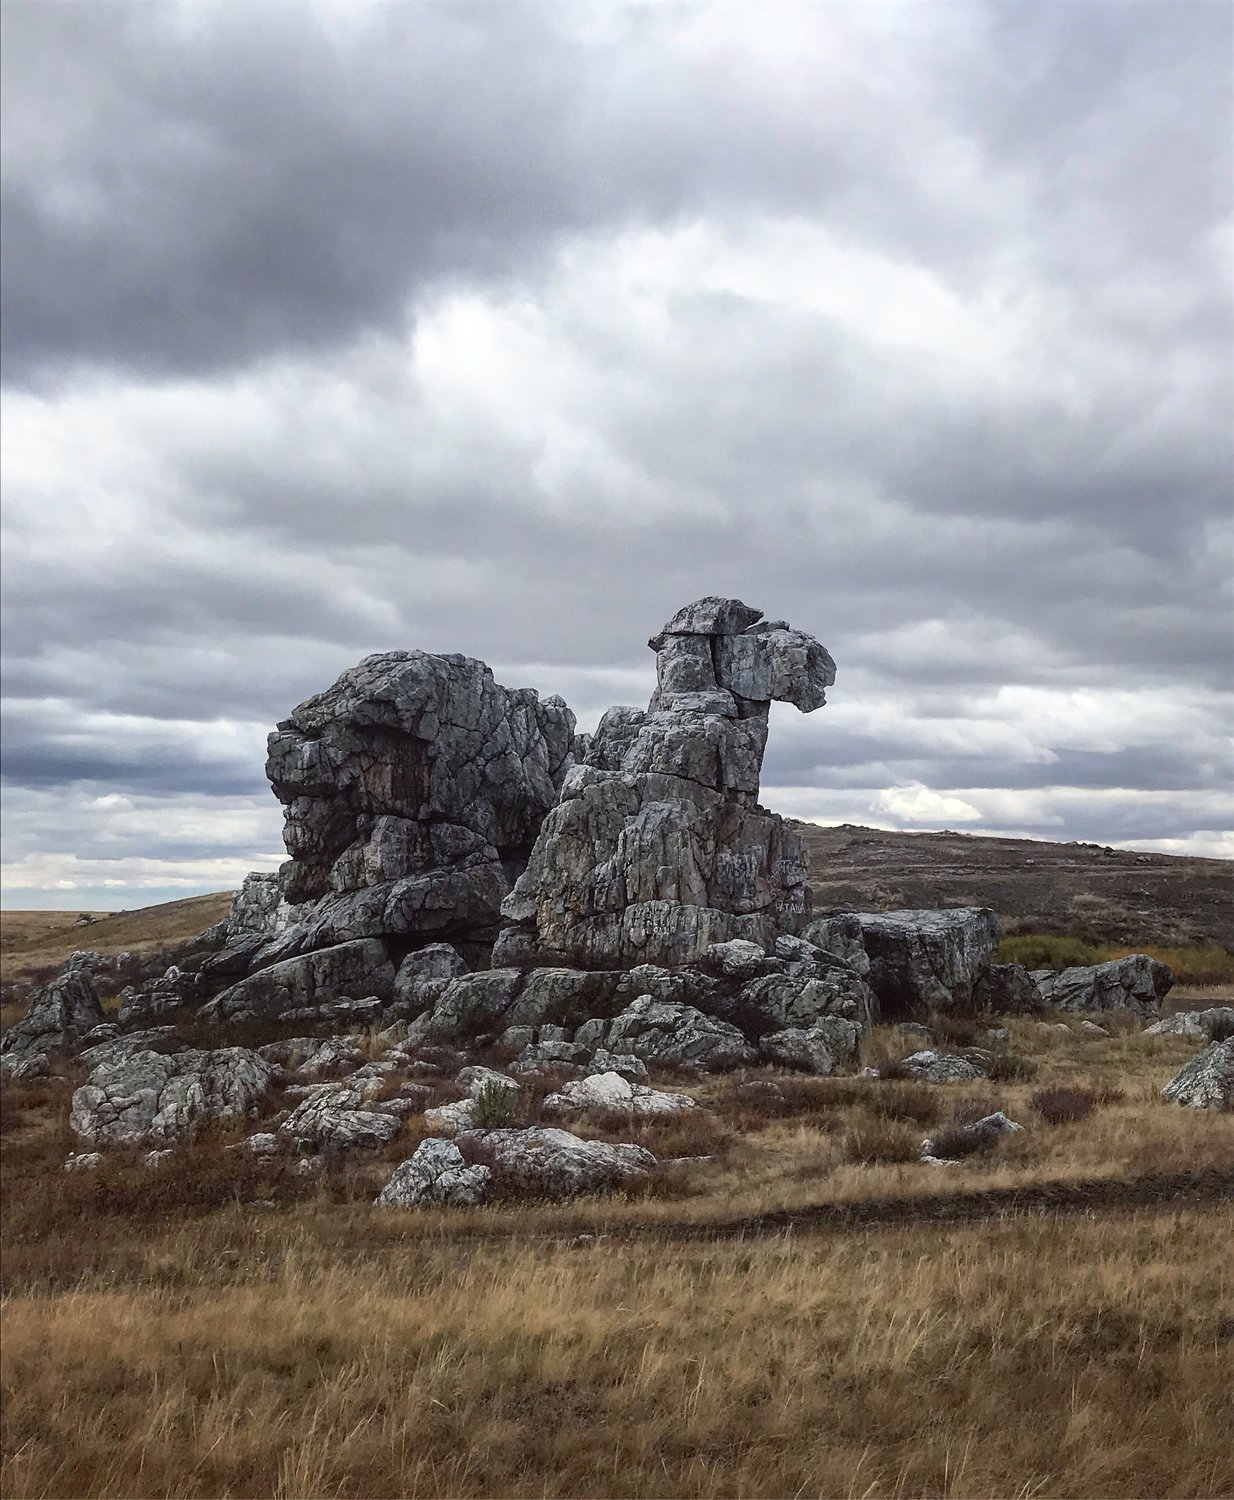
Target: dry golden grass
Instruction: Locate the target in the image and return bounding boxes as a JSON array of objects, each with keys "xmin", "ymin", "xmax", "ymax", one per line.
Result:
[
  {"xmin": 2, "ymin": 1206, "xmax": 1230, "ymax": 1499},
  {"xmin": 0, "ymin": 893, "xmax": 233, "ymax": 987},
  {"xmin": 2, "ymin": 1015, "xmax": 1230, "ymax": 1497}
]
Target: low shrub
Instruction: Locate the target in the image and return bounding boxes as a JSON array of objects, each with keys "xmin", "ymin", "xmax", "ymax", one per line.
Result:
[
  {"xmin": 1030, "ymin": 1088, "xmax": 1097, "ymax": 1125},
  {"xmin": 998, "ymin": 934, "xmax": 1102, "ymax": 970},
  {"xmin": 472, "ymin": 1079, "xmax": 519, "ymax": 1128},
  {"xmin": 987, "ymin": 1052, "xmax": 1038, "ymax": 1083},
  {"xmin": 926, "ymin": 1012, "xmax": 984, "ymax": 1048},
  {"xmin": 840, "ymin": 1119, "xmax": 922, "ymax": 1165},
  {"xmin": 921, "ymin": 1123, "xmax": 995, "ymax": 1161}
]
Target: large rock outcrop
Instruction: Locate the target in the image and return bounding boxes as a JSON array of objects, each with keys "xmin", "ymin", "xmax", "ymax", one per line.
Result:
[
  {"xmin": 495, "ymin": 597, "xmax": 835, "ymax": 969},
  {"xmin": 69, "ymin": 1046, "xmax": 274, "ymax": 1147},
  {"xmin": 265, "ymin": 652, "xmax": 577, "ymax": 948},
  {"xmin": 1161, "ymin": 1038, "xmax": 1234, "ymax": 1110}
]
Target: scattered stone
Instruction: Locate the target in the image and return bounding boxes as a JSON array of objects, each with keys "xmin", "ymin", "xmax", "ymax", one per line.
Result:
[
  {"xmin": 375, "ymin": 1138, "xmax": 491, "ymax": 1208},
  {"xmin": 921, "ymin": 1111, "xmax": 1023, "ymax": 1164},
  {"xmin": 1078, "ymin": 1020, "xmax": 1110, "ymax": 1037},
  {"xmin": 583, "ymin": 995, "xmax": 755, "ymax": 1071},
  {"xmin": 896, "ymin": 1022, "xmax": 934, "ymax": 1043},
  {"xmin": 423, "ymin": 1098, "xmax": 483, "ymax": 1134},
  {"xmin": 142, "ymin": 1149, "xmax": 175, "ymax": 1170},
  {"xmin": 70, "ymin": 1047, "xmax": 275, "ymax": 1148},
  {"xmin": 759, "ymin": 1016, "xmax": 863, "ymax": 1074},
  {"xmin": 64, "ymin": 1152, "xmax": 104, "ymax": 1173},
  {"xmin": 456, "ymin": 1126, "xmax": 656, "ymax": 1197},
  {"xmin": 896, "ymin": 1050, "xmax": 987, "ymax": 1084},
  {"xmin": 202, "ymin": 941, "xmax": 396, "ymax": 1023},
  {"xmin": 237, "ymin": 1132, "xmax": 280, "ymax": 1156},
  {"xmin": 1161, "ymin": 1039, "xmax": 1234, "ymax": 1110}
]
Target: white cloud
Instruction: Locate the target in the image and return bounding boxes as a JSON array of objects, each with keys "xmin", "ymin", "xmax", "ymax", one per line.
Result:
[{"xmin": 870, "ymin": 782, "xmax": 982, "ymax": 824}]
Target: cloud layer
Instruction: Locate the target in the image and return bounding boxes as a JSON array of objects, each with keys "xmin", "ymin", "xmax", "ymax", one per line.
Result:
[{"xmin": 2, "ymin": 0, "xmax": 1231, "ymax": 907}]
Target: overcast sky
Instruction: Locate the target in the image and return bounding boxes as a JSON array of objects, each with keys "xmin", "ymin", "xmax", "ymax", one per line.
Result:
[{"xmin": 2, "ymin": 0, "xmax": 1232, "ymax": 910}]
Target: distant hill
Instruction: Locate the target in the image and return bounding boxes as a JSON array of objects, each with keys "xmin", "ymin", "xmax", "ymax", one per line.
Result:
[
  {"xmin": 793, "ymin": 823, "xmax": 1233, "ymax": 948},
  {"xmin": 0, "ymin": 892, "xmax": 234, "ymax": 987}
]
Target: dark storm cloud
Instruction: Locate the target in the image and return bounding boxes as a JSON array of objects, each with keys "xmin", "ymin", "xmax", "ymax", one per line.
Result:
[{"xmin": 1, "ymin": 0, "xmax": 1231, "ymax": 901}]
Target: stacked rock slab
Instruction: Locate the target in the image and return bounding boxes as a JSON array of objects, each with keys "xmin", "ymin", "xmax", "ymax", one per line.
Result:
[{"xmin": 495, "ymin": 597, "xmax": 836, "ymax": 970}]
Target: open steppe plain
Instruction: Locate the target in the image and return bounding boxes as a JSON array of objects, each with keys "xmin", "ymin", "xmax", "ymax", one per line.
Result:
[{"xmin": 2, "ymin": 833, "xmax": 1232, "ymax": 1499}]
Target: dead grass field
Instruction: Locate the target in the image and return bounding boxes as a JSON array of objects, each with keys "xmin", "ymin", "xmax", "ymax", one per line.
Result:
[
  {"xmin": 2, "ymin": 1015, "xmax": 1232, "ymax": 1499},
  {"xmin": 0, "ymin": 893, "xmax": 233, "ymax": 989}
]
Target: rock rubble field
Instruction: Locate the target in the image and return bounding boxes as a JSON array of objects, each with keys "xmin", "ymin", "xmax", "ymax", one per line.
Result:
[{"xmin": 3, "ymin": 597, "xmax": 1229, "ymax": 1205}]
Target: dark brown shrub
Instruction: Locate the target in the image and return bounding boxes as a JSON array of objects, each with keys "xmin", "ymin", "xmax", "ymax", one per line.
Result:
[
  {"xmin": 1030, "ymin": 1088, "xmax": 1097, "ymax": 1125},
  {"xmin": 987, "ymin": 1052, "xmax": 1038, "ymax": 1083},
  {"xmin": 922, "ymin": 1123, "xmax": 997, "ymax": 1161}
]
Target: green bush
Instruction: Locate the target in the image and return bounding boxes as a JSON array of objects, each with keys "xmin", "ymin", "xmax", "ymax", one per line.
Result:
[{"xmin": 472, "ymin": 1079, "xmax": 519, "ymax": 1128}]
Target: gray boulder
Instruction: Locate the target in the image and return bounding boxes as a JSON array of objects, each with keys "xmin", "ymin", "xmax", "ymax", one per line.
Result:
[
  {"xmin": 375, "ymin": 1138, "xmax": 491, "ymax": 1208},
  {"xmin": 542, "ymin": 1071, "xmax": 698, "ymax": 1117},
  {"xmin": 455, "ymin": 1126, "xmax": 656, "ymax": 1197},
  {"xmin": 799, "ymin": 913, "xmax": 871, "ymax": 977},
  {"xmin": 972, "ymin": 963, "xmax": 1045, "ymax": 1015},
  {"xmin": 579, "ymin": 995, "xmax": 755, "ymax": 1071},
  {"xmin": 895, "ymin": 1049, "xmax": 988, "ymax": 1084},
  {"xmin": 1161, "ymin": 1039, "xmax": 1234, "ymax": 1109},
  {"xmin": 70, "ymin": 1047, "xmax": 274, "ymax": 1147},
  {"xmin": 759, "ymin": 1016, "xmax": 863, "ymax": 1074},
  {"xmin": 921, "ymin": 1111, "xmax": 1024, "ymax": 1164},
  {"xmin": 1145, "ymin": 1008, "xmax": 1234, "ymax": 1043},
  {"xmin": 840, "ymin": 908, "xmax": 1001, "ymax": 1016},
  {"xmin": 1036, "ymin": 955, "xmax": 1173, "ymax": 1020},
  {"xmin": 0, "ymin": 966, "xmax": 106, "ymax": 1079},
  {"xmin": 279, "ymin": 1079, "xmax": 404, "ymax": 1151},
  {"xmin": 200, "ymin": 939, "xmax": 395, "ymax": 1022}
]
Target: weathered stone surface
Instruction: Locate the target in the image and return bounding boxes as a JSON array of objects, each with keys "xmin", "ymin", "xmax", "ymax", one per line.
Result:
[
  {"xmin": 375, "ymin": 1139, "xmax": 491, "ymax": 1208},
  {"xmin": 734, "ymin": 969, "xmax": 877, "ymax": 1033},
  {"xmin": 497, "ymin": 598, "xmax": 833, "ymax": 970},
  {"xmin": 266, "ymin": 652, "xmax": 576, "ymax": 933},
  {"xmin": 759, "ymin": 1016, "xmax": 863, "ymax": 1074},
  {"xmin": 64, "ymin": 1152, "xmax": 104, "ymax": 1173},
  {"xmin": 921, "ymin": 1111, "xmax": 1023, "ymax": 1163},
  {"xmin": 840, "ymin": 909, "xmax": 1001, "ymax": 1016},
  {"xmin": 1036, "ymin": 955, "xmax": 1173, "ymax": 1020},
  {"xmin": 279, "ymin": 1079, "xmax": 403, "ymax": 1151},
  {"xmin": 393, "ymin": 944, "xmax": 468, "ymax": 1011},
  {"xmin": 895, "ymin": 1050, "xmax": 987, "ymax": 1084},
  {"xmin": 70, "ymin": 1048, "xmax": 274, "ymax": 1147},
  {"xmin": 799, "ymin": 914, "xmax": 871, "ymax": 977},
  {"xmin": 1, "ymin": 966, "xmax": 105, "ymax": 1079},
  {"xmin": 972, "ymin": 963, "xmax": 1045, "ymax": 1015},
  {"xmin": 201, "ymin": 940, "xmax": 395, "ymax": 1022},
  {"xmin": 456, "ymin": 1126, "xmax": 656, "ymax": 1197},
  {"xmin": 543, "ymin": 1071, "xmax": 698, "ymax": 1117},
  {"xmin": 258, "ymin": 1035, "xmax": 367, "ymax": 1079},
  {"xmin": 1145, "ymin": 1008, "xmax": 1234, "ymax": 1043},
  {"xmin": 1161, "ymin": 1039, "xmax": 1234, "ymax": 1109},
  {"xmin": 579, "ymin": 995, "xmax": 754, "ymax": 1071}
]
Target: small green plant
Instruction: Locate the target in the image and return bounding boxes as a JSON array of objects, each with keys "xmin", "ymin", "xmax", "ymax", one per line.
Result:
[{"xmin": 471, "ymin": 1079, "xmax": 518, "ymax": 1128}]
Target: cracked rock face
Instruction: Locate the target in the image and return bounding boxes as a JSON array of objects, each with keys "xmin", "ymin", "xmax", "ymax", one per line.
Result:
[
  {"xmin": 497, "ymin": 597, "xmax": 835, "ymax": 970},
  {"xmin": 375, "ymin": 1139, "xmax": 492, "ymax": 1208},
  {"xmin": 70, "ymin": 1047, "xmax": 275, "ymax": 1147},
  {"xmin": 1036, "ymin": 955, "xmax": 1173, "ymax": 1020},
  {"xmin": 455, "ymin": 1126, "xmax": 656, "ymax": 1197},
  {"xmin": 1161, "ymin": 1038, "xmax": 1234, "ymax": 1109},
  {"xmin": 265, "ymin": 651, "xmax": 576, "ymax": 945},
  {"xmin": 0, "ymin": 967, "xmax": 106, "ymax": 1080},
  {"xmin": 836, "ymin": 909, "xmax": 1002, "ymax": 1017}
]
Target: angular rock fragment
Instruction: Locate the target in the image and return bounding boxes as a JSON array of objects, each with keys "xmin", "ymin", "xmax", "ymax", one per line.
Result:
[
  {"xmin": 836, "ymin": 909, "xmax": 1001, "ymax": 1016},
  {"xmin": 895, "ymin": 1050, "xmax": 988, "ymax": 1084},
  {"xmin": 376, "ymin": 1138, "xmax": 492, "ymax": 1208},
  {"xmin": 278, "ymin": 1079, "xmax": 404, "ymax": 1151},
  {"xmin": 759, "ymin": 1016, "xmax": 863, "ymax": 1074},
  {"xmin": 577, "ymin": 996, "xmax": 755, "ymax": 1071},
  {"xmin": 1145, "ymin": 1008, "xmax": 1234, "ymax": 1043},
  {"xmin": 543, "ymin": 1071, "xmax": 698, "ymax": 1117},
  {"xmin": 1161, "ymin": 1039, "xmax": 1234, "ymax": 1109},
  {"xmin": 455, "ymin": 1126, "xmax": 656, "ymax": 1197}
]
